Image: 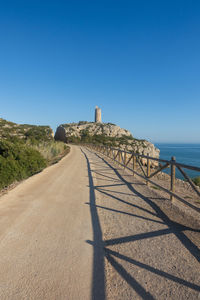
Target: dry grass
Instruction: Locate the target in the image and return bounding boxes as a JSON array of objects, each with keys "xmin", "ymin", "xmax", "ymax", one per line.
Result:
[{"xmin": 31, "ymin": 141, "xmax": 69, "ymax": 162}]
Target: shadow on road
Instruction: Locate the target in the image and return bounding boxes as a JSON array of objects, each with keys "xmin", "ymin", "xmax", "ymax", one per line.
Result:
[
  {"xmin": 94, "ymin": 150, "xmax": 200, "ymax": 261},
  {"xmin": 82, "ymin": 147, "xmax": 200, "ymax": 299},
  {"xmin": 81, "ymin": 148, "xmax": 105, "ymax": 300}
]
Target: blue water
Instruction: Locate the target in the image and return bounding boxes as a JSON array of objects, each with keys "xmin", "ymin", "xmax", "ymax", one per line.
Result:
[{"xmin": 155, "ymin": 143, "xmax": 200, "ymax": 179}]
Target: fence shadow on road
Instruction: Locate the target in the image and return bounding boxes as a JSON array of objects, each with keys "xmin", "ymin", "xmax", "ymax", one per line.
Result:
[
  {"xmin": 81, "ymin": 148, "xmax": 106, "ymax": 300},
  {"xmin": 82, "ymin": 147, "xmax": 200, "ymax": 299},
  {"xmin": 81, "ymin": 148, "xmax": 156, "ymax": 299},
  {"xmin": 96, "ymin": 152, "xmax": 200, "ymax": 262}
]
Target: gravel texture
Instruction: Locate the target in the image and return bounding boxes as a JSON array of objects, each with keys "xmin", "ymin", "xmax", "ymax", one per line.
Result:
[
  {"xmin": 85, "ymin": 147, "xmax": 200, "ymax": 300},
  {"xmin": 0, "ymin": 146, "xmax": 94, "ymax": 300},
  {"xmin": 0, "ymin": 145, "xmax": 199, "ymax": 300}
]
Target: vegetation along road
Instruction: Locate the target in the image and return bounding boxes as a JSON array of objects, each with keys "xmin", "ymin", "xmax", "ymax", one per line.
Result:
[{"xmin": 0, "ymin": 146, "xmax": 199, "ymax": 299}]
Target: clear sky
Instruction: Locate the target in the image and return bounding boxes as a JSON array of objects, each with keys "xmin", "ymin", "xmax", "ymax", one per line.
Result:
[{"xmin": 0, "ymin": 0, "xmax": 200, "ymax": 143}]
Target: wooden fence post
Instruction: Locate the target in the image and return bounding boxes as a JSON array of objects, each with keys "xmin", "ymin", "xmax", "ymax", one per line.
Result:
[
  {"xmin": 133, "ymin": 154, "xmax": 136, "ymax": 176},
  {"xmin": 170, "ymin": 156, "xmax": 176, "ymax": 201},
  {"xmin": 118, "ymin": 151, "xmax": 121, "ymax": 165},
  {"xmin": 114, "ymin": 150, "xmax": 117, "ymax": 163},
  {"xmin": 109, "ymin": 147, "xmax": 111, "ymax": 158},
  {"xmin": 147, "ymin": 153, "xmax": 150, "ymax": 186},
  {"xmin": 124, "ymin": 151, "xmax": 127, "ymax": 169}
]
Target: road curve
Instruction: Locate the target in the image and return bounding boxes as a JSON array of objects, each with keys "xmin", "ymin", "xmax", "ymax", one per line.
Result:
[{"xmin": 0, "ymin": 146, "xmax": 94, "ymax": 300}]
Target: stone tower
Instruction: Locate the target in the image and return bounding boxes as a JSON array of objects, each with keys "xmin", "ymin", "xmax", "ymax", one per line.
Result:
[{"xmin": 95, "ymin": 106, "xmax": 102, "ymax": 123}]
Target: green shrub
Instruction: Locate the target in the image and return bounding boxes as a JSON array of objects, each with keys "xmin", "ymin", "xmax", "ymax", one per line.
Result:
[
  {"xmin": 0, "ymin": 119, "xmax": 71, "ymax": 190},
  {"xmin": 192, "ymin": 176, "xmax": 200, "ymax": 187},
  {"xmin": 24, "ymin": 127, "xmax": 53, "ymax": 144},
  {"xmin": 32, "ymin": 141, "xmax": 68, "ymax": 160},
  {"xmin": 67, "ymin": 136, "xmax": 81, "ymax": 144},
  {"xmin": 0, "ymin": 156, "xmax": 21, "ymax": 188},
  {"xmin": 51, "ymin": 147, "xmax": 58, "ymax": 157},
  {"xmin": 78, "ymin": 121, "xmax": 88, "ymax": 125},
  {"xmin": 0, "ymin": 118, "xmax": 53, "ymax": 144},
  {"xmin": 0, "ymin": 140, "xmax": 47, "ymax": 190}
]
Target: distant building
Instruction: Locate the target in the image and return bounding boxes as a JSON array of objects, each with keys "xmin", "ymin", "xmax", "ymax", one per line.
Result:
[{"xmin": 95, "ymin": 106, "xmax": 102, "ymax": 123}]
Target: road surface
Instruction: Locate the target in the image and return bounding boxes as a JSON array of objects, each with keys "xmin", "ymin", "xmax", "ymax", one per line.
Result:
[
  {"xmin": 0, "ymin": 146, "xmax": 95, "ymax": 300},
  {"xmin": 0, "ymin": 145, "xmax": 199, "ymax": 299}
]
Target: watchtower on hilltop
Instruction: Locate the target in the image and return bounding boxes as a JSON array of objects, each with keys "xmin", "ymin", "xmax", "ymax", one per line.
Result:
[{"xmin": 95, "ymin": 106, "xmax": 102, "ymax": 123}]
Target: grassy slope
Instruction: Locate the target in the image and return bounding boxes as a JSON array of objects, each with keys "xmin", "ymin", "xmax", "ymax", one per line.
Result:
[{"xmin": 0, "ymin": 118, "xmax": 70, "ymax": 190}]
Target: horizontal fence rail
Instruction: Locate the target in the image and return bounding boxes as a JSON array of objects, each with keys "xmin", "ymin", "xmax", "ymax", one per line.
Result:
[{"xmin": 86, "ymin": 144, "xmax": 200, "ymax": 213}]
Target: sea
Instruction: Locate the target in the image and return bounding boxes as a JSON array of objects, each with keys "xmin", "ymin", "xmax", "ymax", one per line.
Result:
[{"xmin": 154, "ymin": 143, "xmax": 200, "ymax": 180}]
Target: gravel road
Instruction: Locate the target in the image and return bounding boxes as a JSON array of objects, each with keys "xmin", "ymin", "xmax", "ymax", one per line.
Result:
[
  {"xmin": 0, "ymin": 146, "xmax": 199, "ymax": 300},
  {"xmin": 0, "ymin": 146, "xmax": 94, "ymax": 300},
  {"xmin": 86, "ymin": 148, "xmax": 200, "ymax": 300}
]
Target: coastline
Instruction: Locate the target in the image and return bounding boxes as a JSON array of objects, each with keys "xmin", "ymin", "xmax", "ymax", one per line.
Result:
[{"xmin": 155, "ymin": 143, "xmax": 200, "ymax": 180}]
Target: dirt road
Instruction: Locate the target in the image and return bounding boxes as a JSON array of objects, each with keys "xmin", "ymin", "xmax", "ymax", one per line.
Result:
[
  {"xmin": 0, "ymin": 146, "xmax": 95, "ymax": 300},
  {"xmin": 86, "ymin": 148, "xmax": 200, "ymax": 300},
  {"xmin": 0, "ymin": 146, "xmax": 199, "ymax": 300}
]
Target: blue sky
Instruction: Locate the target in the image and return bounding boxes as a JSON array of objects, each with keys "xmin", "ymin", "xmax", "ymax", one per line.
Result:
[{"xmin": 0, "ymin": 0, "xmax": 200, "ymax": 143}]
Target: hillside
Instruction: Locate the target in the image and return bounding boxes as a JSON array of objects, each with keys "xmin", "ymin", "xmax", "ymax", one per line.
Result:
[
  {"xmin": 0, "ymin": 118, "xmax": 69, "ymax": 190},
  {"xmin": 55, "ymin": 121, "xmax": 160, "ymax": 163},
  {"xmin": 0, "ymin": 118, "xmax": 53, "ymax": 143}
]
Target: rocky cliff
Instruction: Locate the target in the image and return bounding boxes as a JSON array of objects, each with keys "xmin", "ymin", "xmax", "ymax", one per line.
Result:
[
  {"xmin": 55, "ymin": 121, "xmax": 160, "ymax": 164},
  {"xmin": 55, "ymin": 121, "xmax": 132, "ymax": 140}
]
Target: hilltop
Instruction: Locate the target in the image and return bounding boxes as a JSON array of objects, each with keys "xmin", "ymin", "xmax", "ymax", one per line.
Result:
[
  {"xmin": 0, "ymin": 118, "xmax": 54, "ymax": 144},
  {"xmin": 55, "ymin": 121, "xmax": 133, "ymax": 143},
  {"xmin": 55, "ymin": 121, "xmax": 160, "ymax": 163}
]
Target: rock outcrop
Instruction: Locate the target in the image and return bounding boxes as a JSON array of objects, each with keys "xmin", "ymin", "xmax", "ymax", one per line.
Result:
[
  {"xmin": 55, "ymin": 121, "xmax": 132, "ymax": 140},
  {"xmin": 55, "ymin": 121, "xmax": 160, "ymax": 165}
]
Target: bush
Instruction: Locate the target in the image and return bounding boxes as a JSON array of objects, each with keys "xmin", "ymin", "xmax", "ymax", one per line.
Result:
[
  {"xmin": 24, "ymin": 127, "xmax": 53, "ymax": 144},
  {"xmin": 67, "ymin": 136, "xmax": 81, "ymax": 144},
  {"xmin": 192, "ymin": 176, "xmax": 200, "ymax": 187},
  {"xmin": 0, "ymin": 118, "xmax": 53, "ymax": 144},
  {"xmin": 32, "ymin": 141, "xmax": 68, "ymax": 161},
  {"xmin": 78, "ymin": 121, "xmax": 88, "ymax": 125},
  {"xmin": 0, "ymin": 140, "xmax": 47, "ymax": 190}
]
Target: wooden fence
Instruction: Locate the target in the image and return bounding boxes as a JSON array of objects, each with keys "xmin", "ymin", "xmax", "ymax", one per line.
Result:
[{"xmin": 87, "ymin": 144, "xmax": 200, "ymax": 213}]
